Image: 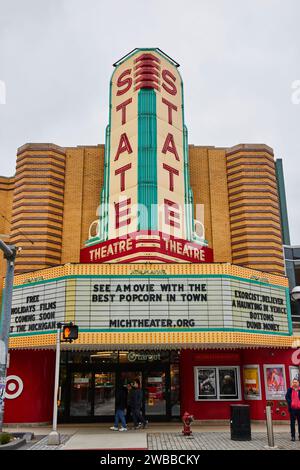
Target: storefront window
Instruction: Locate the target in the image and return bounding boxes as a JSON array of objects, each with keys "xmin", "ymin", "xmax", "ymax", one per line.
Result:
[
  {"xmin": 90, "ymin": 351, "xmax": 118, "ymax": 363},
  {"xmin": 70, "ymin": 372, "xmax": 92, "ymax": 416},
  {"xmin": 67, "ymin": 352, "xmax": 92, "ymax": 364},
  {"xmin": 170, "ymin": 364, "xmax": 180, "ymax": 417},
  {"xmin": 145, "ymin": 371, "xmax": 166, "ymax": 416},
  {"xmin": 293, "ymin": 248, "xmax": 300, "ymax": 260},
  {"xmin": 58, "ymin": 365, "xmax": 67, "ymax": 419},
  {"xmin": 194, "ymin": 366, "xmax": 241, "ymax": 401},
  {"xmin": 94, "ymin": 372, "xmax": 116, "ymax": 415}
]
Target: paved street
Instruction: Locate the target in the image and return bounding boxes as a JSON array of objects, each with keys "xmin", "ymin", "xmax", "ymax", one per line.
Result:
[
  {"xmin": 5, "ymin": 423, "xmax": 298, "ymax": 451},
  {"xmin": 148, "ymin": 432, "xmax": 300, "ymax": 451}
]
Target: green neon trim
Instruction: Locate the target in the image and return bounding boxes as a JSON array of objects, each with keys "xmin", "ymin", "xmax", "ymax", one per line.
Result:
[
  {"xmin": 10, "ymin": 329, "xmax": 57, "ymax": 337},
  {"xmin": 138, "ymin": 89, "xmax": 158, "ymax": 230},
  {"xmin": 85, "ymin": 235, "xmax": 100, "ymax": 245},
  {"xmin": 0, "ymin": 287, "xmax": 5, "ymax": 333},
  {"xmin": 179, "ymin": 70, "xmax": 203, "ymax": 245},
  {"xmin": 285, "ymin": 288, "xmax": 293, "ymax": 335},
  {"xmin": 114, "ymin": 48, "xmax": 180, "ymax": 68},
  {"xmin": 275, "ymin": 159, "xmax": 291, "ymax": 245},
  {"xmin": 13, "ymin": 273, "xmax": 287, "ymax": 290}
]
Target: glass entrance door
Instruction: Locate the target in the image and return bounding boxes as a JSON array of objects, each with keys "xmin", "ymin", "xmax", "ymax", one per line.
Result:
[
  {"xmin": 70, "ymin": 372, "xmax": 92, "ymax": 417},
  {"xmin": 120, "ymin": 367, "xmax": 168, "ymax": 418},
  {"xmin": 145, "ymin": 370, "xmax": 167, "ymax": 416},
  {"xmin": 94, "ymin": 372, "xmax": 116, "ymax": 416},
  {"xmin": 63, "ymin": 351, "xmax": 180, "ymax": 422}
]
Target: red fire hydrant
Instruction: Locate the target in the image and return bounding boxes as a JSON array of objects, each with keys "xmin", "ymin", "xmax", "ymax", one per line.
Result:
[{"xmin": 182, "ymin": 411, "xmax": 194, "ymax": 436}]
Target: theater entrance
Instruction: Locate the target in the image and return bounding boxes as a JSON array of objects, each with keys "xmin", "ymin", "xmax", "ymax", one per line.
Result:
[{"xmin": 58, "ymin": 350, "xmax": 180, "ymax": 423}]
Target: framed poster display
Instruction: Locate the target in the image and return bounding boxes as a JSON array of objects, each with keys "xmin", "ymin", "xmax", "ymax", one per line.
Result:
[
  {"xmin": 289, "ymin": 366, "xmax": 300, "ymax": 384},
  {"xmin": 263, "ymin": 365, "xmax": 286, "ymax": 400},
  {"xmin": 243, "ymin": 365, "xmax": 261, "ymax": 400}
]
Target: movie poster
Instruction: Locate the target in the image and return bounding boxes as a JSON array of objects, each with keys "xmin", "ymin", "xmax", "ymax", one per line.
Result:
[
  {"xmin": 289, "ymin": 366, "xmax": 300, "ymax": 384},
  {"xmin": 264, "ymin": 365, "xmax": 286, "ymax": 400},
  {"xmin": 196, "ymin": 368, "xmax": 217, "ymax": 399},
  {"xmin": 218, "ymin": 368, "xmax": 239, "ymax": 399},
  {"xmin": 243, "ymin": 365, "xmax": 261, "ymax": 400}
]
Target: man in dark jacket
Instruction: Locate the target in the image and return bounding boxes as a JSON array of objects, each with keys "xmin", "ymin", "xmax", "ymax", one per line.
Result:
[
  {"xmin": 285, "ymin": 378, "xmax": 300, "ymax": 441},
  {"xmin": 130, "ymin": 379, "xmax": 147, "ymax": 429},
  {"xmin": 110, "ymin": 384, "xmax": 128, "ymax": 431}
]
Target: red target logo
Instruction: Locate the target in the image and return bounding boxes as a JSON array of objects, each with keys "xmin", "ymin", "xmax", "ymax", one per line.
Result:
[
  {"xmin": 292, "ymin": 349, "xmax": 300, "ymax": 366},
  {"xmin": 5, "ymin": 375, "xmax": 23, "ymax": 400}
]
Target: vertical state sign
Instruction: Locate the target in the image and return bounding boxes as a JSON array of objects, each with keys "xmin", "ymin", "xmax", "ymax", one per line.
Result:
[
  {"xmin": 109, "ymin": 50, "xmax": 186, "ymax": 239},
  {"xmin": 109, "ymin": 55, "xmax": 139, "ymax": 239},
  {"xmin": 156, "ymin": 55, "xmax": 186, "ymax": 239},
  {"xmin": 82, "ymin": 48, "xmax": 213, "ymax": 264}
]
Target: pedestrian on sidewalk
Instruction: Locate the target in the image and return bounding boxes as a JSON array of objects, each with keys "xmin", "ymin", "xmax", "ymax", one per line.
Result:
[
  {"xmin": 126, "ymin": 382, "xmax": 134, "ymax": 423},
  {"xmin": 110, "ymin": 383, "xmax": 128, "ymax": 432},
  {"xmin": 130, "ymin": 379, "xmax": 148, "ymax": 429},
  {"xmin": 285, "ymin": 378, "xmax": 300, "ymax": 441}
]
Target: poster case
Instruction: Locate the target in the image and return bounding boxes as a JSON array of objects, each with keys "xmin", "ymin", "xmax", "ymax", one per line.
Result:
[
  {"xmin": 194, "ymin": 366, "xmax": 241, "ymax": 401},
  {"xmin": 243, "ymin": 365, "xmax": 261, "ymax": 400},
  {"xmin": 289, "ymin": 366, "xmax": 300, "ymax": 384},
  {"xmin": 263, "ymin": 364, "xmax": 286, "ymax": 400}
]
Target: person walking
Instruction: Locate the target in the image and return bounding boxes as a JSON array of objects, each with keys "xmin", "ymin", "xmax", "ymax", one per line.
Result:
[
  {"xmin": 126, "ymin": 382, "xmax": 134, "ymax": 423},
  {"xmin": 130, "ymin": 379, "xmax": 147, "ymax": 429},
  {"xmin": 285, "ymin": 378, "xmax": 300, "ymax": 441},
  {"xmin": 110, "ymin": 383, "xmax": 128, "ymax": 432}
]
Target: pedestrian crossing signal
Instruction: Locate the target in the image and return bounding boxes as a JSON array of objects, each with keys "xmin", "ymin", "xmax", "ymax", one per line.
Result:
[{"xmin": 62, "ymin": 324, "xmax": 79, "ymax": 342}]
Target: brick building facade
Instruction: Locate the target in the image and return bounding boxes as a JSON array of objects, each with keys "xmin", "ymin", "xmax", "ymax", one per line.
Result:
[{"xmin": 0, "ymin": 48, "xmax": 297, "ymax": 425}]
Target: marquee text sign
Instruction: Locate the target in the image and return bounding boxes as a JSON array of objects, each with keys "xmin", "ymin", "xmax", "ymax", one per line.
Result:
[{"xmin": 9, "ymin": 276, "xmax": 291, "ymax": 336}]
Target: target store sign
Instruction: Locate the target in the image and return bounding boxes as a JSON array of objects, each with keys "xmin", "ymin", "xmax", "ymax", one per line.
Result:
[{"xmin": 5, "ymin": 375, "xmax": 24, "ymax": 400}]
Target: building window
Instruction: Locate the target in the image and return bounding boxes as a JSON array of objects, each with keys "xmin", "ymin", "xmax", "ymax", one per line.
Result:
[
  {"xmin": 293, "ymin": 248, "xmax": 300, "ymax": 260},
  {"xmin": 194, "ymin": 366, "xmax": 241, "ymax": 401}
]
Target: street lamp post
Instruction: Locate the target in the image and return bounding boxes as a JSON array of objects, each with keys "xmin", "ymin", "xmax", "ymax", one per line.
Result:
[
  {"xmin": 47, "ymin": 324, "xmax": 62, "ymax": 445},
  {"xmin": 47, "ymin": 322, "xmax": 78, "ymax": 446},
  {"xmin": 0, "ymin": 240, "xmax": 17, "ymax": 432}
]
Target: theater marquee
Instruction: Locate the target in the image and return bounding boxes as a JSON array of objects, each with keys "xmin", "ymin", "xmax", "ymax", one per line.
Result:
[{"xmin": 10, "ymin": 275, "xmax": 291, "ymax": 337}]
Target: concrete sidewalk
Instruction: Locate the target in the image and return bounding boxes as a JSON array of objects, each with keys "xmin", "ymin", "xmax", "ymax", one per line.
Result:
[
  {"xmin": 5, "ymin": 422, "xmax": 292, "ymax": 450},
  {"xmin": 62, "ymin": 428, "xmax": 148, "ymax": 450}
]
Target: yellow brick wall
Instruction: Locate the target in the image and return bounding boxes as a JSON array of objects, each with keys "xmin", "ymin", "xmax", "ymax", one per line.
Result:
[
  {"xmin": 61, "ymin": 145, "xmax": 104, "ymax": 263},
  {"xmin": 189, "ymin": 146, "xmax": 232, "ymax": 263},
  {"xmin": 0, "ymin": 142, "xmax": 285, "ymax": 277},
  {"xmin": 0, "ymin": 176, "xmax": 14, "ymax": 305},
  {"xmin": 10, "ymin": 144, "xmax": 66, "ymax": 274},
  {"xmin": 226, "ymin": 144, "xmax": 284, "ymax": 275}
]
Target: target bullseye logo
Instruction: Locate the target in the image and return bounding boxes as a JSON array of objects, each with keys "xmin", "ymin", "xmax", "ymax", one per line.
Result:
[{"xmin": 5, "ymin": 375, "xmax": 23, "ymax": 400}]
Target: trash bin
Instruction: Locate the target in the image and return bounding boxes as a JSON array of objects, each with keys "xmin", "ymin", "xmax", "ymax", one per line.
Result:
[{"xmin": 230, "ymin": 404, "xmax": 251, "ymax": 441}]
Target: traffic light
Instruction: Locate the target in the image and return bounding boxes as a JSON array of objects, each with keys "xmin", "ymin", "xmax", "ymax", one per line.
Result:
[{"xmin": 62, "ymin": 324, "xmax": 79, "ymax": 342}]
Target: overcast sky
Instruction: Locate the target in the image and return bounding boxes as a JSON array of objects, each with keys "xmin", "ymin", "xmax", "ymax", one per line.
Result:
[{"xmin": 0, "ymin": 0, "xmax": 299, "ymax": 243}]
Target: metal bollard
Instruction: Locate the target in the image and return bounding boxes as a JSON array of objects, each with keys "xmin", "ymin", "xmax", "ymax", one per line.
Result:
[{"xmin": 265, "ymin": 405, "xmax": 277, "ymax": 449}]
